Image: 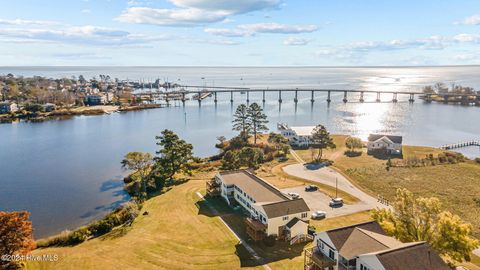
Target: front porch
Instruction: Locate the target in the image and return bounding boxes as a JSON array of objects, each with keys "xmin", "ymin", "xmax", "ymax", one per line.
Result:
[{"xmin": 206, "ymin": 179, "xmax": 221, "ymax": 197}]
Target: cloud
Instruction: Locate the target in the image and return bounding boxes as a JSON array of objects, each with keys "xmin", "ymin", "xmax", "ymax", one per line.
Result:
[
  {"xmin": 116, "ymin": 7, "xmax": 229, "ymax": 26},
  {"xmin": 81, "ymin": 9, "xmax": 91, "ymax": 14},
  {"xmin": 169, "ymin": 0, "xmax": 280, "ymax": 14},
  {"xmin": 0, "ymin": 25, "xmax": 170, "ymax": 47},
  {"xmin": 453, "ymin": 33, "xmax": 480, "ymax": 43},
  {"xmin": 283, "ymin": 37, "xmax": 312, "ymax": 46},
  {"xmin": 457, "ymin": 15, "xmax": 480, "ymax": 25},
  {"xmin": 0, "ymin": 18, "xmax": 59, "ymax": 26},
  {"xmin": 116, "ymin": 0, "xmax": 282, "ymax": 26},
  {"xmin": 205, "ymin": 23, "xmax": 318, "ymax": 37}
]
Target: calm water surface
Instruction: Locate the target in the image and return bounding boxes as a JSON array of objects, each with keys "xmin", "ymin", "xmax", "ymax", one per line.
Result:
[{"xmin": 0, "ymin": 67, "xmax": 479, "ymax": 238}]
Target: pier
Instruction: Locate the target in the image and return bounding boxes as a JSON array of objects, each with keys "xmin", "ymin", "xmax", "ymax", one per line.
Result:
[
  {"xmin": 133, "ymin": 84, "xmax": 423, "ymax": 104},
  {"xmin": 440, "ymin": 140, "xmax": 480, "ymax": 150}
]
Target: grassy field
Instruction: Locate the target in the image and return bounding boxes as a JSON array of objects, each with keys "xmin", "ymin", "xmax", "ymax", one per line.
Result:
[
  {"xmin": 26, "ymin": 178, "xmax": 261, "ymax": 270},
  {"xmin": 295, "ymin": 135, "xmax": 480, "ymax": 238}
]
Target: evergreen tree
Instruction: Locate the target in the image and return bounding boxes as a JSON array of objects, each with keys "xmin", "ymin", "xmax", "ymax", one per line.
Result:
[{"xmin": 246, "ymin": 103, "xmax": 269, "ymax": 145}]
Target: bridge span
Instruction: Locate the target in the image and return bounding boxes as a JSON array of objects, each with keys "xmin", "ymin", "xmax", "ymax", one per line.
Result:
[{"xmin": 133, "ymin": 84, "xmax": 424, "ymax": 104}]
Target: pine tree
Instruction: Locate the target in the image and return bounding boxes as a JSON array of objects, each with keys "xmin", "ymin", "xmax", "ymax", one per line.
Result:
[{"xmin": 246, "ymin": 103, "xmax": 268, "ymax": 145}]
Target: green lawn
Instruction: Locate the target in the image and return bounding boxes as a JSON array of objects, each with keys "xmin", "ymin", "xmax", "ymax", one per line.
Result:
[{"xmin": 26, "ymin": 179, "xmax": 261, "ymax": 270}]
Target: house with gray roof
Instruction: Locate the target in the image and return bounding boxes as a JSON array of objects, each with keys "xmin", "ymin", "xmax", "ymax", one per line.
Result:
[
  {"xmin": 207, "ymin": 170, "xmax": 311, "ymax": 242},
  {"xmin": 367, "ymin": 134, "xmax": 403, "ymax": 155},
  {"xmin": 305, "ymin": 221, "xmax": 449, "ymax": 270}
]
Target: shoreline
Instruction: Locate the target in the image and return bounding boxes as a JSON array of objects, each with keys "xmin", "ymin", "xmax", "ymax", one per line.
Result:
[{"xmin": 0, "ymin": 104, "xmax": 164, "ymax": 124}]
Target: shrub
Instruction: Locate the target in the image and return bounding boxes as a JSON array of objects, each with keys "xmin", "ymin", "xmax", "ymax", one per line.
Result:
[
  {"xmin": 475, "ymin": 158, "xmax": 480, "ymax": 164},
  {"xmin": 68, "ymin": 227, "xmax": 90, "ymax": 245}
]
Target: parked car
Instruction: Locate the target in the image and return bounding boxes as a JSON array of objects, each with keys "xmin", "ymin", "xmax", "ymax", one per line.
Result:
[
  {"xmin": 305, "ymin": 185, "xmax": 318, "ymax": 192},
  {"xmin": 311, "ymin": 211, "xmax": 326, "ymax": 220},
  {"xmin": 287, "ymin": 192, "xmax": 300, "ymax": 199},
  {"xmin": 329, "ymin": 198, "xmax": 343, "ymax": 207}
]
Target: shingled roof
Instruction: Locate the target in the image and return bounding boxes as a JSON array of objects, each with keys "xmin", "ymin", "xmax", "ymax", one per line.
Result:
[
  {"xmin": 368, "ymin": 134, "xmax": 403, "ymax": 144},
  {"xmin": 325, "ymin": 221, "xmax": 386, "ymax": 250},
  {"xmin": 261, "ymin": 199, "xmax": 310, "ymax": 219},
  {"xmin": 373, "ymin": 242, "xmax": 450, "ymax": 270}
]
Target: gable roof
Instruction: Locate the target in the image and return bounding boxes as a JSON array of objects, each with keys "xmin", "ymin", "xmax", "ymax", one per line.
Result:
[
  {"xmin": 373, "ymin": 242, "xmax": 450, "ymax": 270},
  {"xmin": 325, "ymin": 221, "xmax": 386, "ymax": 250},
  {"xmin": 261, "ymin": 199, "xmax": 310, "ymax": 219},
  {"xmin": 290, "ymin": 126, "xmax": 316, "ymax": 136},
  {"xmin": 339, "ymin": 228, "xmax": 403, "ymax": 260},
  {"xmin": 285, "ymin": 217, "xmax": 301, "ymax": 228},
  {"xmin": 368, "ymin": 134, "xmax": 403, "ymax": 144},
  {"xmin": 219, "ymin": 170, "xmax": 289, "ymax": 203}
]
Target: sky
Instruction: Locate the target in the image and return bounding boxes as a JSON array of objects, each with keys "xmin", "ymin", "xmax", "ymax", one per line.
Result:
[{"xmin": 0, "ymin": 0, "xmax": 480, "ymax": 66}]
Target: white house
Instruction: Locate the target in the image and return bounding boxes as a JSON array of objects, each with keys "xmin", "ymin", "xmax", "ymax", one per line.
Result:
[
  {"xmin": 367, "ymin": 134, "xmax": 403, "ymax": 155},
  {"xmin": 207, "ymin": 170, "xmax": 311, "ymax": 242},
  {"xmin": 305, "ymin": 221, "xmax": 449, "ymax": 270},
  {"xmin": 277, "ymin": 123, "xmax": 316, "ymax": 147}
]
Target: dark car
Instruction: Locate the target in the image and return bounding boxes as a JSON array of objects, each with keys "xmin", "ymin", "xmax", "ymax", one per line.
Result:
[{"xmin": 305, "ymin": 185, "xmax": 318, "ymax": 192}]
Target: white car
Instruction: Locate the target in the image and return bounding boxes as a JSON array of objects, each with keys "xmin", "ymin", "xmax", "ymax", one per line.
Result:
[
  {"xmin": 329, "ymin": 198, "xmax": 344, "ymax": 207},
  {"xmin": 311, "ymin": 211, "xmax": 326, "ymax": 220},
  {"xmin": 287, "ymin": 192, "xmax": 300, "ymax": 199}
]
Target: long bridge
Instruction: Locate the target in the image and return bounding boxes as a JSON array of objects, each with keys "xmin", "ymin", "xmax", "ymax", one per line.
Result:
[{"xmin": 133, "ymin": 84, "xmax": 425, "ymax": 104}]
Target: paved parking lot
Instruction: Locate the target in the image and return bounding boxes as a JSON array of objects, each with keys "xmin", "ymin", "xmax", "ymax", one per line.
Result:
[{"xmin": 281, "ymin": 186, "xmax": 373, "ymax": 219}]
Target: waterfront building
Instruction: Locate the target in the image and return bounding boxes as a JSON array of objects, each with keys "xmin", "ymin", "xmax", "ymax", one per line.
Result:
[
  {"xmin": 84, "ymin": 94, "xmax": 107, "ymax": 106},
  {"xmin": 207, "ymin": 170, "xmax": 311, "ymax": 242},
  {"xmin": 277, "ymin": 123, "xmax": 315, "ymax": 147},
  {"xmin": 304, "ymin": 221, "xmax": 449, "ymax": 270},
  {"xmin": 42, "ymin": 103, "xmax": 56, "ymax": 112},
  {"xmin": 0, "ymin": 101, "xmax": 18, "ymax": 114},
  {"xmin": 367, "ymin": 134, "xmax": 403, "ymax": 155}
]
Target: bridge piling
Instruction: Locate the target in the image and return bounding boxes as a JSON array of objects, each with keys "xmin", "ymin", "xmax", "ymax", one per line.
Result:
[
  {"xmin": 409, "ymin": 93, "xmax": 415, "ymax": 103},
  {"xmin": 262, "ymin": 91, "xmax": 266, "ymax": 103},
  {"xmin": 376, "ymin": 92, "xmax": 381, "ymax": 102},
  {"xmin": 230, "ymin": 91, "xmax": 233, "ymax": 103},
  {"xmin": 343, "ymin": 91, "xmax": 348, "ymax": 103},
  {"xmin": 247, "ymin": 91, "xmax": 250, "ymax": 103},
  {"xmin": 359, "ymin": 92, "xmax": 364, "ymax": 103},
  {"xmin": 278, "ymin": 90, "xmax": 282, "ymax": 103},
  {"xmin": 294, "ymin": 90, "xmax": 298, "ymax": 103},
  {"xmin": 327, "ymin": 91, "xmax": 331, "ymax": 103},
  {"xmin": 311, "ymin": 90, "xmax": 314, "ymax": 102},
  {"xmin": 214, "ymin": 92, "xmax": 217, "ymax": 103},
  {"xmin": 393, "ymin": 93, "xmax": 398, "ymax": 103}
]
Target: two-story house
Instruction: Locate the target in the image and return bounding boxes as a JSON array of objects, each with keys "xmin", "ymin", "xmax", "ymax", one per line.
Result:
[
  {"xmin": 208, "ymin": 170, "xmax": 311, "ymax": 242},
  {"xmin": 367, "ymin": 134, "xmax": 403, "ymax": 155},
  {"xmin": 277, "ymin": 123, "xmax": 315, "ymax": 147},
  {"xmin": 304, "ymin": 221, "xmax": 449, "ymax": 270}
]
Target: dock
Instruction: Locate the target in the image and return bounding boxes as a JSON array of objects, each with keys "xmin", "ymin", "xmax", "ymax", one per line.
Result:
[{"xmin": 440, "ymin": 140, "xmax": 480, "ymax": 150}]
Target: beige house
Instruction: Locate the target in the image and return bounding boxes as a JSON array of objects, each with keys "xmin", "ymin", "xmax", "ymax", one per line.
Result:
[
  {"xmin": 305, "ymin": 221, "xmax": 449, "ymax": 270},
  {"xmin": 207, "ymin": 170, "xmax": 311, "ymax": 242}
]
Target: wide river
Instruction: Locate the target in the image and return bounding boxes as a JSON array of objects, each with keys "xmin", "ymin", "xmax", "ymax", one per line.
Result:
[{"xmin": 1, "ymin": 66, "xmax": 480, "ymax": 238}]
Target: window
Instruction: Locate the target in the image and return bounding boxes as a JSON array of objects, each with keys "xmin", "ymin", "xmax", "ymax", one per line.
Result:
[
  {"xmin": 282, "ymin": 216, "xmax": 289, "ymax": 221},
  {"xmin": 328, "ymin": 250, "xmax": 335, "ymax": 260},
  {"xmin": 301, "ymin": 212, "xmax": 307, "ymax": 218}
]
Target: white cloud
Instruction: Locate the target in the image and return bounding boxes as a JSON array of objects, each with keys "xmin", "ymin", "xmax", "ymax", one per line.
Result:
[
  {"xmin": 0, "ymin": 18, "xmax": 59, "ymax": 26},
  {"xmin": 116, "ymin": 0, "xmax": 282, "ymax": 26},
  {"xmin": 453, "ymin": 33, "xmax": 480, "ymax": 43},
  {"xmin": 116, "ymin": 7, "xmax": 229, "ymax": 26},
  {"xmin": 205, "ymin": 23, "xmax": 318, "ymax": 37},
  {"xmin": 238, "ymin": 23, "xmax": 318, "ymax": 34},
  {"xmin": 283, "ymin": 37, "xmax": 312, "ymax": 46},
  {"xmin": 0, "ymin": 25, "xmax": 170, "ymax": 47},
  {"xmin": 81, "ymin": 9, "xmax": 91, "ymax": 14},
  {"xmin": 458, "ymin": 15, "xmax": 480, "ymax": 25},
  {"xmin": 169, "ymin": 0, "xmax": 280, "ymax": 14}
]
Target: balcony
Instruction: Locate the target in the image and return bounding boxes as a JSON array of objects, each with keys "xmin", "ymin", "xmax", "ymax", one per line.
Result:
[
  {"xmin": 304, "ymin": 248, "xmax": 336, "ymax": 270},
  {"xmin": 245, "ymin": 217, "xmax": 266, "ymax": 241},
  {"xmin": 206, "ymin": 180, "xmax": 221, "ymax": 197}
]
